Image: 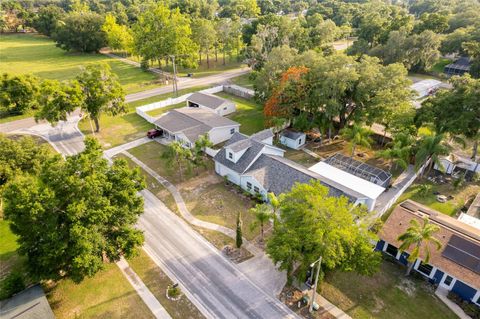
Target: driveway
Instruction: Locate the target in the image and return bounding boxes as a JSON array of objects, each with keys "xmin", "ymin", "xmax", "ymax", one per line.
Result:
[{"xmin": 139, "ymin": 190, "xmax": 297, "ymax": 319}]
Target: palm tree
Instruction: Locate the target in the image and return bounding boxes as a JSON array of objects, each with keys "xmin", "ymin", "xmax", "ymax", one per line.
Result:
[
  {"xmin": 414, "ymin": 133, "xmax": 450, "ymax": 174},
  {"xmin": 249, "ymin": 203, "xmax": 272, "ymax": 241},
  {"xmin": 377, "ymin": 132, "xmax": 414, "ymax": 171},
  {"xmin": 397, "ymin": 217, "xmax": 442, "ymax": 276},
  {"xmin": 192, "ymin": 134, "xmax": 213, "ymax": 173},
  {"xmin": 340, "ymin": 124, "xmax": 373, "ymax": 158},
  {"xmin": 161, "ymin": 141, "xmax": 192, "ymax": 181}
]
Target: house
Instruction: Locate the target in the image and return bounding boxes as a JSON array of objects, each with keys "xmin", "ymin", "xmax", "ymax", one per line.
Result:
[
  {"xmin": 434, "ymin": 153, "xmax": 480, "ymax": 177},
  {"xmin": 186, "ymin": 92, "xmax": 236, "ymax": 116},
  {"xmin": 280, "ymin": 129, "xmax": 306, "ymax": 150},
  {"xmin": 444, "ymin": 57, "xmax": 471, "ymax": 76},
  {"xmin": 214, "ymin": 130, "xmax": 374, "ymax": 209},
  {"xmin": 410, "ymin": 79, "xmax": 444, "ymax": 100},
  {"xmin": 376, "ymin": 200, "xmax": 480, "ymax": 305},
  {"xmin": 308, "ymin": 161, "xmax": 386, "ymax": 211},
  {"xmin": 153, "ymin": 107, "xmax": 240, "ymax": 147},
  {"xmin": 0, "ymin": 285, "xmax": 55, "ymax": 319}
]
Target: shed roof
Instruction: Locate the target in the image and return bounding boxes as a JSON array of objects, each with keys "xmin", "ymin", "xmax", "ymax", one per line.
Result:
[
  {"xmin": 0, "ymin": 285, "xmax": 55, "ymax": 319},
  {"xmin": 281, "ymin": 129, "xmax": 305, "ymax": 140},
  {"xmin": 187, "ymin": 92, "xmax": 229, "ymax": 109},
  {"xmin": 308, "ymin": 162, "xmax": 385, "ymax": 199},
  {"xmin": 380, "ymin": 200, "xmax": 480, "ymax": 290}
]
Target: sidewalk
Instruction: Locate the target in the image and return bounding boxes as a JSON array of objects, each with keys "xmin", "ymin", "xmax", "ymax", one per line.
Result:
[
  {"xmin": 117, "ymin": 258, "xmax": 172, "ymax": 319},
  {"xmin": 435, "ymin": 287, "xmax": 472, "ymax": 319}
]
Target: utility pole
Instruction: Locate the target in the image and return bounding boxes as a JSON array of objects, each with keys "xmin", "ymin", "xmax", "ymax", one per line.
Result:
[
  {"xmin": 309, "ymin": 256, "xmax": 322, "ymax": 313},
  {"xmin": 170, "ymin": 55, "xmax": 178, "ymax": 97}
]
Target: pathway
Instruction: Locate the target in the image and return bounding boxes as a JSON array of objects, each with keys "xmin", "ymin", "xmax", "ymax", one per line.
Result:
[
  {"xmin": 302, "ymin": 147, "xmax": 322, "ymax": 160},
  {"xmin": 117, "ymin": 258, "xmax": 172, "ymax": 319},
  {"xmin": 435, "ymin": 287, "xmax": 472, "ymax": 319}
]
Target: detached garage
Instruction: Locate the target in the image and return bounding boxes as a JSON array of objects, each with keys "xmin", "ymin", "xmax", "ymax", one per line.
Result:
[
  {"xmin": 280, "ymin": 130, "xmax": 306, "ymax": 150},
  {"xmin": 186, "ymin": 92, "xmax": 236, "ymax": 116}
]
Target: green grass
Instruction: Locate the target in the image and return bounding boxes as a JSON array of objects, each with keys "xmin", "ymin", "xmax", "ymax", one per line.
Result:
[
  {"xmin": 78, "ymin": 112, "xmax": 153, "ymax": 149},
  {"xmin": 45, "ymin": 263, "xmax": 154, "ymax": 319},
  {"xmin": 0, "ymin": 220, "xmax": 18, "ymax": 261},
  {"xmin": 320, "ymin": 260, "xmax": 458, "ymax": 319},
  {"xmin": 230, "ymin": 73, "xmax": 254, "ymax": 89},
  {"xmin": 128, "ymin": 250, "xmax": 205, "ymax": 319},
  {"xmin": 215, "ymin": 92, "xmax": 265, "ymax": 135},
  {"xmin": 394, "ymin": 180, "xmax": 479, "ymax": 216},
  {"xmin": 0, "ymin": 34, "xmax": 159, "ymax": 94},
  {"xmin": 146, "ymin": 102, "xmax": 185, "ymax": 117},
  {"xmin": 160, "ymin": 55, "xmax": 245, "ymax": 78},
  {"xmin": 282, "ymin": 147, "xmax": 318, "ymax": 167},
  {"xmin": 126, "ymin": 86, "xmax": 212, "ymax": 109},
  {"xmin": 430, "ymin": 58, "xmax": 453, "ymax": 75}
]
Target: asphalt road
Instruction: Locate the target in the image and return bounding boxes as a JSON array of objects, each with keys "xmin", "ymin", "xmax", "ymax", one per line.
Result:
[
  {"xmin": 125, "ymin": 67, "xmax": 250, "ymax": 102},
  {"xmin": 139, "ymin": 190, "xmax": 297, "ymax": 319}
]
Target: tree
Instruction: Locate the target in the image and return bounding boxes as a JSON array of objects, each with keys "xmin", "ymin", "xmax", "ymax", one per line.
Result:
[
  {"xmin": 220, "ymin": 0, "xmax": 260, "ymax": 18},
  {"xmin": 191, "ymin": 18, "xmax": 216, "ymax": 68},
  {"xmin": 35, "ymin": 79, "xmax": 84, "ymax": 125},
  {"xmin": 418, "ymin": 75, "xmax": 480, "ymax": 160},
  {"xmin": 132, "ymin": 3, "xmax": 198, "ymax": 69},
  {"xmin": 161, "ymin": 141, "xmax": 193, "ymax": 181},
  {"xmin": 249, "ymin": 203, "xmax": 271, "ymax": 241},
  {"xmin": 415, "ymin": 133, "xmax": 450, "ymax": 174},
  {"xmin": 2, "ymin": 138, "xmax": 145, "ymax": 283},
  {"xmin": 53, "ymin": 11, "xmax": 107, "ymax": 52},
  {"xmin": 397, "ymin": 217, "xmax": 442, "ymax": 276},
  {"xmin": 33, "ymin": 5, "xmax": 64, "ymax": 36},
  {"xmin": 102, "ymin": 13, "xmax": 133, "ymax": 55},
  {"xmin": 414, "ymin": 12, "xmax": 449, "ymax": 34},
  {"xmin": 266, "ymin": 181, "xmax": 381, "ymax": 283},
  {"xmin": 236, "ymin": 212, "xmax": 243, "ymax": 248},
  {"xmin": 0, "ymin": 73, "xmax": 40, "ymax": 115},
  {"xmin": 76, "ymin": 63, "xmax": 125, "ymax": 132},
  {"xmin": 192, "ymin": 134, "xmax": 213, "ymax": 172},
  {"xmin": 377, "ymin": 132, "xmax": 415, "ymax": 171},
  {"xmin": 340, "ymin": 125, "xmax": 373, "ymax": 158}
]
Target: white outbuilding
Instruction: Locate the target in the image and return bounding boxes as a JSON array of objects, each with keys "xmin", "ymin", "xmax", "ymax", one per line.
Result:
[
  {"xmin": 279, "ymin": 129, "xmax": 306, "ymax": 150},
  {"xmin": 186, "ymin": 92, "xmax": 236, "ymax": 116}
]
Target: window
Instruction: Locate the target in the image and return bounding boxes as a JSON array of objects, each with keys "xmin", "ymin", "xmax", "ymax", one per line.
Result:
[
  {"xmin": 246, "ymin": 182, "xmax": 252, "ymax": 190},
  {"xmin": 298, "ymin": 138, "xmax": 302, "ymax": 145},
  {"xmin": 228, "ymin": 152, "xmax": 233, "ymax": 159},
  {"xmin": 230, "ymin": 128, "xmax": 235, "ymax": 134},
  {"xmin": 417, "ymin": 262, "xmax": 433, "ymax": 276},
  {"xmin": 253, "ymin": 186, "xmax": 259, "ymax": 193},
  {"xmin": 385, "ymin": 244, "xmax": 398, "ymax": 257},
  {"xmin": 443, "ymin": 275, "xmax": 453, "ymax": 286}
]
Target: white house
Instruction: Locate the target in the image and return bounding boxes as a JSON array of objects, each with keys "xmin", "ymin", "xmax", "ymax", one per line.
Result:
[
  {"xmin": 280, "ymin": 129, "xmax": 306, "ymax": 150},
  {"xmin": 186, "ymin": 92, "xmax": 236, "ymax": 116},
  {"xmin": 308, "ymin": 161, "xmax": 386, "ymax": 211},
  {"xmin": 435, "ymin": 153, "xmax": 480, "ymax": 175},
  {"xmin": 153, "ymin": 107, "xmax": 240, "ymax": 147}
]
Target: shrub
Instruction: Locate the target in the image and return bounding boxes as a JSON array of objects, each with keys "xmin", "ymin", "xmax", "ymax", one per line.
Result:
[
  {"xmin": 0, "ymin": 272, "xmax": 25, "ymax": 300},
  {"xmin": 140, "ymin": 59, "xmax": 149, "ymax": 71},
  {"xmin": 167, "ymin": 285, "xmax": 181, "ymax": 298},
  {"xmin": 417, "ymin": 183, "xmax": 432, "ymax": 196},
  {"xmin": 453, "ymin": 175, "xmax": 465, "ymax": 190}
]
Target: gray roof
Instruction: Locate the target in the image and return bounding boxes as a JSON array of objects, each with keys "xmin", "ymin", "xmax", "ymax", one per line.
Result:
[
  {"xmin": 251, "ymin": 128, "xmax": 274, "ymax": 141},
  {"xmin": 154, "ymin": 107, "xmax": 239, "ymax": 142},
  {"xmin": 228, "ymin": 138, "xmax": 252, "ymax": 152},
  {"xmin": 281, "ymin": 129, "xmax": 305, "ymax": 140},
  {"xmin": 245, "ymin": 155, "xmax": 360, "ymax": 200},
  {"xmin": 0, "ymin": 285, "xmax": 55, "ymax": 319},
  {"xmin": 187, "ymin": 92, "xmax": 229, "ymax": 109},
  {"xmin": 214, "ymin": 133, "xmax": 266, "ymax": 173}
]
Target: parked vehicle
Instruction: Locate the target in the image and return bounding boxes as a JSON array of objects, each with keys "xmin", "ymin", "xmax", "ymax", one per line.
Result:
[{"xmin": 147, "ymin": 129, "xmax": 162, "ymax": 139}]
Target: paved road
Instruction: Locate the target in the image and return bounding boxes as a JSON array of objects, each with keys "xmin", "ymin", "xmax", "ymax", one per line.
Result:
[
  {"xmin": 125, "ymin": 68, "xmax": 250, "ymax": 102},
  {"xmin": 139, "ymin": 190, "xmax": 297, "ymax": 319}
]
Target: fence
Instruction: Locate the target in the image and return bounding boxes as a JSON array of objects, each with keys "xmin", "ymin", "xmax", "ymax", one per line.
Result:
[{"xmin": 136, "ymin": 85, "xmax": 254, "ymax": 124}]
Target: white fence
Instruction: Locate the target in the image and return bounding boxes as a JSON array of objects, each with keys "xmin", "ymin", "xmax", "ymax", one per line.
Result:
[{"xmin": 136, "ymin": 85, "xmax": 254, "ymax": 124}]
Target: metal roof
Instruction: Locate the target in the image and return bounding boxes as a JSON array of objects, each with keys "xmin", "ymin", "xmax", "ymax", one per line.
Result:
[{"xmin": 187, "ymin": 92, "xmax": 229, "ymax": 109}]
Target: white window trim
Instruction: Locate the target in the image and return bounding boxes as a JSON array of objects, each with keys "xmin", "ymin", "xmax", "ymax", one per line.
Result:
[
  {"xmin": 414, "ymin": 260, "xmax": 436, "ymax": 279},
  {"xmin": 472, "ymin": 291, "xmax": 480, "ymax": 306},
  {"xmin": 439, "ymin": 273, "xmax": 456, "ymax": 290}
]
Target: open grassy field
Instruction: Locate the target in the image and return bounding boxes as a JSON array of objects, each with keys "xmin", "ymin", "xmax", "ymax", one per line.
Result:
[
  {"xmin": 394, "ymin": 179, "xmax": 479, "ymax": 216},
  {"xmin": 230, "ymin": 73, "xmax": 254, "ymax": 89},
  {"xmin": 128, "ymin": 250, "xmax": 205, "ymax": 319},
  {"xmin": 45, "ymin": 263, "xmax": 154, "ymax": 319},
  {"xmin": 0, "ymin": 220, "xmax": 23, "ymax": 282},
  {"xmin": 320, "ymin": 260, "xmax": 458, "ymax": 319},
  {"xmin": 215, "ymin": 92, "xmax": 265, "ymax": 135},
  {"xmin": 146, "ymin": 101, "xmax": 185, "ymax": 117},
  {"xmin": 0, "ymin": 34, "xmax": 159, "ymax": 94}
]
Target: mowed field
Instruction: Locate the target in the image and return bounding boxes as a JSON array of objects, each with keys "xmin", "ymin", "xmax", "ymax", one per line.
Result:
[{"xmin": 0, "ymin": 34, "xmax": 159, "ymax": 94}]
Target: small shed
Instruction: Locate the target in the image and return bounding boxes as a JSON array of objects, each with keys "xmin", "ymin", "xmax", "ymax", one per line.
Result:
[
  {"xmin": 444, "ymin": 57, "xmax": 471, "ymax": 76},
  {"xmin": 280, "ymin": 130, "xmax": 306, "ymax": 150},
  {"xmin": 186, "ymin": 92, "xmax": 236, "ymax": 116}
]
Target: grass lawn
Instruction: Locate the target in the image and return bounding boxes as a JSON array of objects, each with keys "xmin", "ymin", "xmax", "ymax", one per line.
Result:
[
  {"xmin": 181, "ymin": 179, "xmax": 260, "ymax": 240},
  {"xmin": 282, "ymin": 147, "xmax": 318, "ymax": 167},
  {"xmin": 44, "ymin": 263, "xmax": 154, "ymax": 319},
  {"xmin": 320, "ymin": 260, "xmax": 458, "ymax": 319},
  {"xmin": 114, "ymin": 153, "xmax": 177, "ymax": 213},
  {"xmin": 127, "ymin": 141, "xmax": 211, "ymax": 185},
  {"xmin": 128, "ymin": 250, "xmax": 205, "ymax": 319},
  {"xmin": 230, "ymin": 73, "xmax": 254, "ymax": 89},
  {"xmin": 0, "ymin": 220, "xmax": 25, "ymax": 283},
  {"xmin": 161, "ymin": 56, "xmax": 245, "ymax": 78},
  {"xmin": 0, "ymin": 34, "xmax": 159, "ymax": 94},
  {"xmin": 394, "ymin": 179, "xmax": 480, "ymax": 217},
  {"xmin": 78, "ymin": 112, "xmax": 153, "ymax": 149},
  {"xmin": 146, "ymin": 101, "xmax": 185, "ymax": 117},
  {"xmin": 215, "ymin": 92, "xmax": 265, "ymax": 135},
  {"xmin": 126, "ymin": 85, "xmax": 212, "ymax": 109},
  {"xmin": 430, "ymin": 58, "xmax": 452, "ymax": 75}
]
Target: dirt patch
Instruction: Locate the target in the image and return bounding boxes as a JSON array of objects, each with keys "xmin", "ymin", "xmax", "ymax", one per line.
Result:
[
  {"xmin": 280, "ymin": 286, "xmax": 335, "ymax": 319},
  {"xmin": 396, "ymin": 278, "xmax": 417, "ymax": 296},
  {"xmin": 372, "ymin": 295, "xmax": 385, "ymax": 313},
  {"xmin": 177, "ymin": 171, "xmax": 220, "ymax": 191},
  {"xmin": 222, "ymin": 245, "xmax": 253, "ymax": 264}
]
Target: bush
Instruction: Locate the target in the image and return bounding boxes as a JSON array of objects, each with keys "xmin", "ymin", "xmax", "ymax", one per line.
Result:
[
  {"xmin": 417, "ymin": 183, "xmax": 432, "ymax": 196},
  {"xmin": 453, "ymin": 175, "xmax": 465, "ymax": 190},
  {"xmin": 140, "ymin": 59, "xmax": 149, "ymax": 71},
  {"xmin": 167, "ymin": 285, "xmax": 181, "ymax": 298},
  {"xmin": 0, "ymin": 272, "xmax": 25, "ymax": 300}
]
